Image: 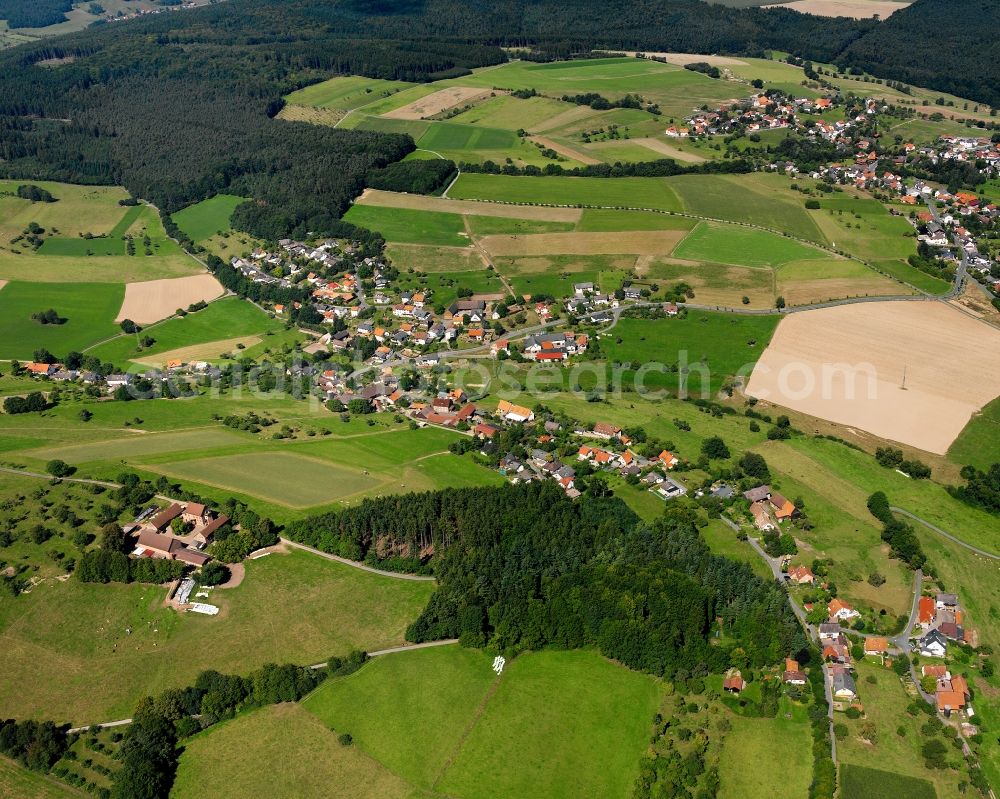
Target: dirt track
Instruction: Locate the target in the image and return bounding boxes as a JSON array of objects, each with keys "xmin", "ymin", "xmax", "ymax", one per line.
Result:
[
  {"xmin": 527, "ymin": 135, "xmax": 601, "ymax": 165},
  {"xmin": 746, "ymin": 301, "xmax": 1000, "ymax": 454},
  {"xmin": 356, "ymin": 189, "xmax": 583, "ymax": 222},
  {"xmin": 628, "ymin": 137, "xmax": 707, "ymax": 163}
]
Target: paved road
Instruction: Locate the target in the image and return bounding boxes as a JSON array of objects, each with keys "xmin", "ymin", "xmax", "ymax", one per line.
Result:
[
  {"xmin": 281, "ymin": 538, "xmax": 437, "ymax": 581},
  {"xmin": 67, "ymin": 718, "xmax": 133, "ymax": 735},
  {"xmin": 891, "ymin": 507, "xmax": 1000, "ymax": 560}
]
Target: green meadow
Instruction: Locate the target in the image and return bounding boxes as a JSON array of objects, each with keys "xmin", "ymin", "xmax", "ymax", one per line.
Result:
[
  {"xmin": 0, "ymin": 281, "xmax": 124, "ymax": 359},
  {"xmin": 173, "ymin": 703, "xmax": 431, "ymax": 799},
  {"xmin": 599, "ymin": 312, "xmax": 781, "ymax": 394},
  {"xmin": 172, "ymin": 194, "xmax": 246, "ymax": 243},
  {"xmin": 305, "ymin": 647, "xmax": 661, "ymax": 798},
  {"xmin": 674, "ymin": 221, "xmax": 829, "ymax": 268},
  {"xmin": 669, "ymin": 173, "xmax": 826, "ymax": 243},
  {"xmin": 948, "ymin": 396, "xmax": 1000, "ymax": 470},
  {"xmin": 86, "ymin": 296, "xmax": 280, "ymax": 364},
  {"xmin": 343, "ymin": 204, "xmax": 469, "ymax": 247},
  {"xmin": 0, "ymin": 548, "xmax": 434, "ymax": 722}
]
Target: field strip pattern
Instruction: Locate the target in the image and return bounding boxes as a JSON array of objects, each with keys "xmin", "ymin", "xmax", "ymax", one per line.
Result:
[{"xmin": 356, "ymin": 189, "xmax": 582, "ymax": 222}]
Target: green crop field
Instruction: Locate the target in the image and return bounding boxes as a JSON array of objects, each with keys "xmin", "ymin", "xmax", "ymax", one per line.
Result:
[
  {"xmin": 674, "ymin": 221, "xmax": 829, "ymax": 267},
  {"xmin": 306, "ymin": 647, "xmax": 661, "ymax": 798},
  {"xmin": 171, "ymin": 195, "xmax": 246, "ymax": 242},
  {"xmin": 284, "ymin": 75, "xmax": 417, "ymax": 111},
  {"xmin": 839, "ymin": 765, "xmax": 936, "ymax": 799},
  {"xmin": 577, "ymin": 209, "xmax": 697, "ymax": 232},
  {"xmin": 86, "ymin": 296, "xmax": 280, "ymax": 364},
  {"xmin": 417, "ymin": 122, "xmax": 518, "ymax": 152},
  {"xmin": 450, "ymin": 173, "xmax": 684, "ymax": 211},
  {"xmin": 343, "ymin": 205, "xmax": 468, "ymax": 247},
  {"xmin": 465, "ymin": 216, "xmax": 576, "ymax": 236},
  {"xmin": 808, "ymin": 196, "xmax": 918, "ymax": 263},
  {"xmin": 448, "ymin": 94, "xmax": 571, "ymax": 131},
  {"xmin": 25, "ymin": 428, "xmax": 249, "ymax": 465},
  {"xmin": 149, "ymin": 451, "xmax": 382, "ymax": 508},
  {"xmin": 0, "ymin": 548, "xmax": 434, "ymax": 722},
  {"xmin": 173, "ymin": 703, "xmax": 431, "ymax": 799},
  {"xmin": 0, "ymin": 281, "xmax": 124, "ymax": 359},
  {"xmin": 669, "ymin": 173, "xmax": 826, "ymax": 243},
  {"xmin": 718, "ymin": 706, "xmax": 812, "ymax": 799},
  {"xmin": 600, "ymin": 312, "xmax": 781, "ymax": 395},
  {"xmin": 871, "ymin": 258, "xmax": 952, "ymax": 294}
]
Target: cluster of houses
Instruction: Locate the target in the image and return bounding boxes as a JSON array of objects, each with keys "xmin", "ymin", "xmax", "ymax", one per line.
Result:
[
  {"xmin": 20, "ymin": 361, "xmax": 138, "ymax": 394},
  {"xmin": 673, "ymin": 90, "xmax": 877, "ymax": 146},
  {"xmin": 478, "ymin": 404, "xmax": 689, "ymax": 501},
  {"xmin": 742, "ymin": 484, "xmax": 797, "ymax": 531},
  {"xmin": 917, "ymin": 591, "xmax": 970, "ymax": 656},
  {"xmin": 124, "ymin": 501, "xmax": 230, "ymax": 568}
]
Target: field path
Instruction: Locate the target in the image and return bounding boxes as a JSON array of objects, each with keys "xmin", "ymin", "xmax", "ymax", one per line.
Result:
[
  {"xmin": 280, "ymin": 538, "xmax": 436, "ymax": 581},
  {"xmin": 527, "ymin": 135, "xmax": 600, "ymax": 165},
  {"xmin": 890, "ymin": 507, "xmax": 1000, "ymax": 559},
  {"xmin": 430, "ymin": 670, "xmax": 505, "ymax": 791}
]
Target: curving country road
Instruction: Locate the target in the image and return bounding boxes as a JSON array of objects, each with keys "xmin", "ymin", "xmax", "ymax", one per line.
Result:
[{"xmin": 890, "ymin": 507, "xmax": 1000, "ymax": 560}]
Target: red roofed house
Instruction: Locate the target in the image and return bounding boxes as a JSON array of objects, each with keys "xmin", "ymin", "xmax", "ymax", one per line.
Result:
[
  {"xmin": 918, "ymin": 596, "xmax": 936, "ymax": 625},
  {"xmin": 828, "ymin": 598, "xmax": 860, "ymax": 621},
  {"xmin": 658, "ymin": 450, "xmax": 679, "ymax": 469},
  {"xmin": 787, "ymin": 565, "xmax": 815, "ymax": 585},
  {"xmin": 723, "ymin": 672, "xmax": 745, "ymax": 694},
  {"xmin": 25, "ymin": 362, "xmax": 56, "ymax": 376},
  {"xmin": 150, "ymin": 503, "xmax": 184, "ymax": 533},
  {"xmin": 135, "ymin": 529, "xmax": 210, "ymax": 567},
  {"xmin": 474, "ymin": 423, "xmax": 498, "ymax": 440}
]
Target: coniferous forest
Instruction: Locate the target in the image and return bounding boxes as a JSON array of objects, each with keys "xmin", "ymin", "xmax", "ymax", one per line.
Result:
[
  {"xmin": 0, "ymin": 0, "xmax": 996, "ymax": 241},
  {"xmin": 286, "ymin": 482, "xmax": 808, "ymax": 677}
]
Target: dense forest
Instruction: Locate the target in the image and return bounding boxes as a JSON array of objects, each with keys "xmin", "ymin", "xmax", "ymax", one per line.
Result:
[
  {"xmin": 287, "ymin": 482, "xmax": 807, "ymax": 676},
  {"xmin": 840, "ymin": 0, "xmax": 1000, "ymax": 108},
  {"xmin": 0, "ymin": 0, "xmax": 993, "ymax": 242},
  {"xmin": 0, "ymin": 0, "xmax": 70, "ymax": 29}
]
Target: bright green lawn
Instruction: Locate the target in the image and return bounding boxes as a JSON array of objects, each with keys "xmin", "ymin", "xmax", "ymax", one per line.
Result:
[
  {"xmin": 343, "ymin": 204, "xmax": 468, "ymax": 247},
  {"xmin": 171, "ymin": 195, "xmax": 246, "ymax": 243},
  {"xmin": 0, "ymin": 281, "xmax": 124, "ymax": 359},
  {"xmin": 839, "ymin": 765, "xmax": 936, "ymax": 799},
  {"xmin": 0, "ymin": 548, "xmax": 434, "ymax": 723},
  {"xmin": 674, "ymin": 221, "xmax": 829, "ymax": 267}
]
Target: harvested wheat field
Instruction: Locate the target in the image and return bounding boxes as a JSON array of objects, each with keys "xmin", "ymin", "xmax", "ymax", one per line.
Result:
[
  {"xmin": 116, "ymin": 274, "xmax": 224, "ymax": 324},
  {"xmin": 0, "ymin": 280, "xmax": 7, "ymax": 293},
  {"xmin": 763, "ymin": 0, "xmax": 909, "ymax": 17},
  {"xmin": 777, "ymin": 277, "xmax": 908, "ymax": 306},
  {"xmin": 131, "ymin": 336, "xmax": 263, "ymax": 367},
  {"xmin": 746, "ymin": 301, "xmax": 1000, "ymax": 454},
  {"xmin": 356, "ymin": 189, "xmax": 583, "ymax": 222},
  {"xmin": 629, "ymin": 138, "xmax": 707, "ymax": 163},
  {"xmin": 527, "ymin": 136, "xmax": 601, "ymax": 165},
  {"xmin": 614, "ymin": 51, "xmax": 748, "ymax": 66},
  {"xmin": 382, "ymin": 87, "xmax": 493, "ymax": 119},
  {"xmin": 479, "ymin": 230, "xmax": 686, "ymax": 257}
]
